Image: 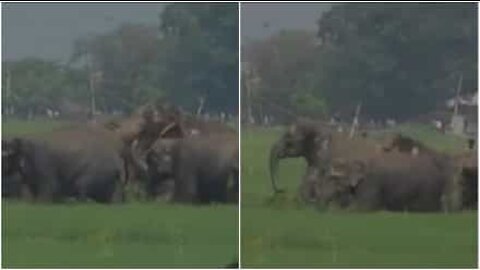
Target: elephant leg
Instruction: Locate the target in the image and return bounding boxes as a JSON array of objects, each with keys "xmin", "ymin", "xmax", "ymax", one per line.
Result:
[
  {"xmin": 174, "ymin": 172, "xmax": 197, "ymax": 203},
  {"xmin": 352, "ymin": 185, "xmax": 380, "ymax": 211},
  {"xmin": 299, "ymin": 167, "xmax": 320, "ymax": 203},
  {"xmin": 35, "ymin": 176, "xmax": 61, "ymax": 203},
  {"xmin": 111, "ymin": 175, "xmax": 126, "ymax": 204},
  {"xmin": 208, "ymin": 175, "xmax": 229, "ymax": 203}
]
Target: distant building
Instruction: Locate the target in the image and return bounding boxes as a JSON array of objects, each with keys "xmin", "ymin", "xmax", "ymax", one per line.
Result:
[{"xmin": 447, "ymin": 92, "xmax": 477, "ymax": 136}]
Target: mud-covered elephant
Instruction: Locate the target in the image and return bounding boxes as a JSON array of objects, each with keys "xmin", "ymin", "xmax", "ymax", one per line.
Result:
[
  {"xmin": 144, "ymin": 138, "xmax": 177, "ymax": 200},
  {"xmin": 2, "ymin": 140, "xmax": 24, "ymax": 198},
  {"xmin": 137, "ymin": 112, "xmax": 237, "ymax": 200},
  {"xmin": 269, "ymin": 119, "xmax": 380, "ymax": 201},
  {"xmin": 146, "ymin": 133, "xmax": 238, "ymax": 204},
  {"xmin": 269, "ymin": 119, "xmax": 330, "ymax": 195},
  {"xmin": 2, "ymin": 126, "xmax": 125, "ymax": 203},
  {"xmin": 316, "ymin": 149, "xmax": 456, "ymax": 212},
  {"xmin": 453, "ymin": 149, "xmax": 477, "ymax": 210},
  {"xmin": 103, "ymin": 101, "xmax": 185, "ymax": 197}
]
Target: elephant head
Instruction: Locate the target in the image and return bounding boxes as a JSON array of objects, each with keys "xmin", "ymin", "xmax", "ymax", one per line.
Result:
[
  {"xmin": 146, "ymin": 138, "xmax": 177, "ymax": 180},
  {"xmin": 142, "ymin": 138, "xmax": 178, "ymax": 199},
  {"xmin": 269, "ymin": 119, "xmax": 331, "ymax": 194},
  {"xmin": 2, "ymin": 138, "xmax": 26, "ymax": 177},
  {"xmin": 316, "ymin": 158, "xmax": 366, "ymax": 208}
]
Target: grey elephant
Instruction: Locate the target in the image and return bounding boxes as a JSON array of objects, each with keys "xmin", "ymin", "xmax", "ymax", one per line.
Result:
[
  {"xmin": 269, "ymin": 119, "xmax": 372, "ymax": 201},
  {"xmin": 103, "ymin": 102, "xmax": 185, "ymax": 198},
  {"xmin": 269, "ymin": 119, "xmax": 328, "ymax": 192},
  {"xmin": 144, "ymin": 138, "xmax": 177, "ymax": 200},
  {"xmin": 2, "ymin": 126, "xmax": 125, "ymax": 203},
  {"xmin": 317, "ymin": 150, "xmax": 455, "ymax": 212},
  {"xmin": 269, "ymin": 119, "xmax": 460, "ymax": 211},
  {"xmin": 146, "ymin": 133, "xmax": 238, "ymax": 204},
  {"xmin": 137, "ymin": 113, "xmax": 237, "ymax": 201},
  {"xmin": 453, "ymin": 149, "xmax": 477, "ymax": 210}
]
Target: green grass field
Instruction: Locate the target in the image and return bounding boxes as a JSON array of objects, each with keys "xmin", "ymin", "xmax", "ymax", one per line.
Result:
[
  {"xmin": 2, "ymin": 119, "xmax": 238, "ymax": 268},
  {"xmin": 241, "ymin": 127, "xmax": 477, "ymax": 268}
]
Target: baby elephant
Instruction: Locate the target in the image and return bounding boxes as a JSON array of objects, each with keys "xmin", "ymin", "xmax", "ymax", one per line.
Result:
[{"xmin": 146, "ymin": 134, "xmax": 238, "ymax": 204}]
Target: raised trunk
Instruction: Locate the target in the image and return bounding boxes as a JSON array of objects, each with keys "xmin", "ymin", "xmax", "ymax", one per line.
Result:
[{"xmin": 269, "ymin": 141, "xmax": 284, "ymax": 194}]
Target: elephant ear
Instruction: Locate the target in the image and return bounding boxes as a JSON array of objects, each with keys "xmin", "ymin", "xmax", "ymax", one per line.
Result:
[{"xmin": 4, "ymin": 138, "xmax": 28, "ymax": 173}]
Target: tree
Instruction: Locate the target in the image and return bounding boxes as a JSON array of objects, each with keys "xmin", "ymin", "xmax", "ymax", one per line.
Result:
[
  {"xmin": 316, "ymin": 3, "xmax": 477, "ymax": 120},
  {"xmin": 71, "ymin": 23, "xmax": 164, "ymax": 113},
  {"xmin": 159, "ymin": 3, "xmax": 238, "ymax": 114},
  {"xmin": 2, "ymin": 59, "xmax": 72, "ymax": 117},
  {"xmin": 242, "ymin": 30, "xmax": 325, "ymax": 121}
]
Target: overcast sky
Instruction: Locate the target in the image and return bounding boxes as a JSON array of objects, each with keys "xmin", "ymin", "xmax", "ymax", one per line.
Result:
[
  {"xmin": 2, "ymin": 3, "xmax": 332, "ymax": 62},
  {"xmin": 2, "ymin": 3, "xmax": 166, "ymax": 62},
  {"xmin": 241, "ymin": 3, "xmax": 332, "ymax": 43}
]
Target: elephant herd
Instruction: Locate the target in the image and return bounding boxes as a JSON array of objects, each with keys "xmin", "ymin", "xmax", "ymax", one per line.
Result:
[
  {"xmin": 270, "ymin": 119, "xmax": 477, "ymax": 212},
  {"xmin": 2, "ymin": 101, "xmax": 238, "ymax": 204}
]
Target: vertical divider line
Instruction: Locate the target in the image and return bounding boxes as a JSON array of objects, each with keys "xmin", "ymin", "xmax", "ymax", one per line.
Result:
[{"xmin": 237, "ymin": 1, "xmax": 242, "ymax": 268}]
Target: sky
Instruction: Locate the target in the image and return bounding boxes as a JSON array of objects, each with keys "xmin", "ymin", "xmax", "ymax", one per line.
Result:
[
  {"xmin": 241, "ymin": 3, "xmax": 332, "ymax": 43},
  {"xmin": 2, "ymin": 3, "xmax": 332, "ymax": 62},
  {"xmin": 2, "ymin": 3, "xmax": 166, "ymax": 62}
]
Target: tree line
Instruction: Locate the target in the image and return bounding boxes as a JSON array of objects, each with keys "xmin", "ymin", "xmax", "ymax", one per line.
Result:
[
  {"xmin": 2, "ymin": 3, "xmax": 239, "ymax": 119},
  {"xmin": 243, "ymin": 3, "xmax": 477, "ymax": 124}
]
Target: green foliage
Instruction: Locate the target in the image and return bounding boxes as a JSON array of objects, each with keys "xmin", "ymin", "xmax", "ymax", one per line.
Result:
[
  {"xmin": 4, "ymin": 3, "xmax": 239, "ymax": 117},
  {"xmin": 160, "ymin": 3, "xmax": 239, "ymax": 113},
  {"xmin": 243, "ymin": 30, "xmax": 321, "ymax": 120},
  {"xmin": 244, "ymin": 3, "xmax": 477, "ymax": 121},
  {"xmin": 2, "ymin": 59, "xmax": 78, "ymax": 115},
  {"xmin": 242, "ymin": 208, "xmax": 476, "ymax": 268},
  {"xmin": 241, "ymin": 127, "xmax": 476, "ymax": 267},
  {"xmin": 291, "ymin": 91, "xmax": 327, "ymax": 117},
  {"xmin": 2, "ymin": 202, "xmax": 238, "ymax": 268},
  {"xmin": 71, "ymin": 23, "xmax": 164, "ymax": 113},
  {"xmin": 317, "ymin": 3, "xmax": 477, "ymax": 119}
]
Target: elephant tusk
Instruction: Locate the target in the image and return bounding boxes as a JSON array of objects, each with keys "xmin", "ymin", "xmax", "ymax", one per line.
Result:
[{"xmin": 159, "ymin": 122, "xmax": 177, "ymax": 137}]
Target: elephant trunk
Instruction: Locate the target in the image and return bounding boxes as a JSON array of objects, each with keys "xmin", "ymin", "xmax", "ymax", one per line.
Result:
[
  {"xmin": 130, "ymin": 139, "xmax": 149, "ymax": 173},
  {"xmin": 269, "ymin": 141, "xmax": 285, "ymax": 194}
]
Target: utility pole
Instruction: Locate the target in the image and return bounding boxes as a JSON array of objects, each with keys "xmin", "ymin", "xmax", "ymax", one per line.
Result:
[
  {"xmin": 449, "ymin": 73, "xmax": 464, "ymax": 135},
  {"xmin": 87, "ymin": 53, "xmax": 101, "ymax": 123},
  {"xmin": 453, "ymin": 73, "xmax": 463, "ymax": 117},
  {"xmin": 349, "ymin": 101, "xmax": 362, "ymax": 139},
  {"xmin": 6, "ymin": 68, "xmax": 12, "ymax": 115},
  {"xmin": 196, "ymin": 96, "xmax": 205, "ymax": 116},
  {"xmin": 244, "ymin": 63, "xmax": 258, "ymax": 125}
]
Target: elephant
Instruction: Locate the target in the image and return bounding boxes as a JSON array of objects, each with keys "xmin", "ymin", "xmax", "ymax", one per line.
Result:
[
  {"xmin": 144, "ymin": 138, "xmax": 178, "ymax": 200},
  {"xmin": 269, "ymin": 118, "xmax": 382, "ymax": 201},
  {"xmin": 2, "ymin": 139, "xmax": 25, "ymax": 198},
  {"xmin": 134, "ymin": 112, "xmax": 236, "ymax": 200},
  {"xmin": 453, "ymin": 149, "xmax": 477, "ymax": 210},
  {"xmin": 2, "ymin": 126, "xmax": 125, "ymax": 203},
  {"xmin": 146, "ymin": 133, "xmax": 238, "ymax": 204},
  {"xmin": 382, "ymin": 133, "xmax": 427, "ymax": 155},
  {"xmin": 382, "ymin": 134, "xmax": 477, "ymax": 210},
  {"xmin": 269, "ymin": 119, "xmax": 332, "ymax": 194},
  {"xmin": 2, "ymin": 174, "xmax": 23, "ymax": 199},
  {"xmin": 103, "ymin": 101, "xmax": 185, "ymax": 198},
  {"xmin": 316, "ymin": 149, "xmax": 456, "ymax": 212}
]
